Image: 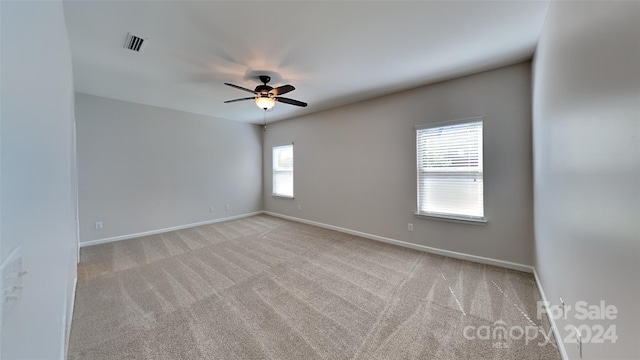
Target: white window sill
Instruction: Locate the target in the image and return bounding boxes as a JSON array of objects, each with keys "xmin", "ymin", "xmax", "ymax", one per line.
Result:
[
  {"xmin": 272, "ymin": 194, "xmax": 294, "ymax": 199},
  {"xmin": 414, "ymin": 213, "xmax": 487, "ymax": 225}
]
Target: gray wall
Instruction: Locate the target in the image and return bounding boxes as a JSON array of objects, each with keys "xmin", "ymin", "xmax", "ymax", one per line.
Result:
[
  {"xmin": 76, "ymin": 94, "xmax": 263, "ymax": 243},
  {"xmin": 264, "ymin": 63, "xmax": 534, "ymax": 266},
  {"xmin": 1, "ymin": 0, "xmax": 78, "ymax": 358},
  {"xmin": 533, "ymin": 2, "xmax": 640, "ymax": 359}
]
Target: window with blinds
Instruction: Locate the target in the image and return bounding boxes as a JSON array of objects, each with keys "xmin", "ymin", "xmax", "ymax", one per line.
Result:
[
  {"xmin": 272, "ymin": 144, "xmax": 294, "ymax": 198},
  {"xmin": 416, "ymin": 117, "xmax": 484, "ymax": 221}
]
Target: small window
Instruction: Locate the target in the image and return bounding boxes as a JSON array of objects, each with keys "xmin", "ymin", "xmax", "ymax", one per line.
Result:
[
  {"xmin": 416, "ymin": 117, "xmax": 484, "ymax": 222},
  {"xmin": 272, "ymin": 144, "xmax": 294, "ymax": 198}
]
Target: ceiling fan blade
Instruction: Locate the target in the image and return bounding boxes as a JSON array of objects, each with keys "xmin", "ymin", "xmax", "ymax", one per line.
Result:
[
  {"xmin": 224, "ymin": 83, "xmax": 257, "ymax": 94},
  {"xmin": 270, "ymin": 84, "xmax": 295, "ymax": 96},
  {"xmin": 224, "ymin": 97, "xmax": 255, "ymax": 103},
  {"xmin": 275, "ymin": 97, "xmax": 308, "ymax": 107}
]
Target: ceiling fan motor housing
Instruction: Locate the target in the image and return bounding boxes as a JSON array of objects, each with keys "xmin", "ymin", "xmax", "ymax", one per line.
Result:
[
  {"xmin": 255, "ymin": 84, "xmax": 273, "ymax": 94},
  {"xmin": 256, "ymin": 76, "xmax": 273, "ymax": 95}
]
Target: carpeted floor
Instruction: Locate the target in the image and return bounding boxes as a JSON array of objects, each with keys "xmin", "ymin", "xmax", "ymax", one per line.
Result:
[{"xmin": 68, "ymin": 215, "xmax": 561, "ymax": 359}]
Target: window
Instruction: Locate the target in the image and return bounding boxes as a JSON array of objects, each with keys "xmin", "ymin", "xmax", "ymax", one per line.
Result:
[
  {"xmin": 272, "ymin": 144, "xmax": 294, "ymax": 198},
  {"xmin": 416, "ymin": 117, "xmax": 484, "ymax": 222}
]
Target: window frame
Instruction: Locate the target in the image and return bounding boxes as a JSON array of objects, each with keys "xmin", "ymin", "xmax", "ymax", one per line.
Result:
[
  {"xmin": 272, "ymin": 143, "xmax": 294, "ymax": 199},
  {"xmin": 414, "ymin": 116, "xmax": 486, "ymax": 224}
]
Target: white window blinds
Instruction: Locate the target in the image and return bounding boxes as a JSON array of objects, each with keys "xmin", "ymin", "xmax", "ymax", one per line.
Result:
[
  {"xmin": 272, "ymin": 144, "xmax": 294, "ymax": 197},
  {"xmin": 416, "ymin": 117, "xmax": 484, "ymax": 220}
]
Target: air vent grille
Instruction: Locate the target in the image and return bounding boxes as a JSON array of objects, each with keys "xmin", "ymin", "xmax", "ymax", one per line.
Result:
[{"xmin": 124, "ymin": 33, "xmax": 146, "ymax": 52}]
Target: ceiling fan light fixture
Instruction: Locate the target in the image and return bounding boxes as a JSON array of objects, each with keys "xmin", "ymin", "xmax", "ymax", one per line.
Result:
[{"xmin": 255, "ymin": 97, "xmax": 275, "ymax": 110}]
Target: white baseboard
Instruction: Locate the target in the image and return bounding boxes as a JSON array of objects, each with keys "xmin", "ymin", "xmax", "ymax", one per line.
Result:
[
  {"xmin": 533, "ymin": 268, "xmax": 569, "ymax": 360},
  {"xmin": 79, "ymin": 211, "xmax": 264, "ymax": 248},
  {"xmin": 263, "ymin": 211, "xmax": 533, "ymax": 273},
  {"xmin": 63, "ymin": 276, "xmax": 77, "ymax": 360}
]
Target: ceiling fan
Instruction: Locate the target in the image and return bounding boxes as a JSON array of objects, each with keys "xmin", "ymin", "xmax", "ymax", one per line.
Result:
[{"xmin": 224, "ymin": 75, "xmax": 307, "ymax": 111}]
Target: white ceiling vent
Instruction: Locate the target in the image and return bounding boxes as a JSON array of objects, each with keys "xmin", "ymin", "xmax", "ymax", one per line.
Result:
[{"xmin": 123, "ymin": 33, "xmax": 146, "ymax": 53}]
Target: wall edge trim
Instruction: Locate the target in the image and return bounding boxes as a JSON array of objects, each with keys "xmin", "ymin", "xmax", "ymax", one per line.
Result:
[
  {"xmin": 79, "ymin": 211, "xmax": 264, "ymax": 247},
  {"xmin": 533, "ymin": 268, "xmax": 569, "ymax": 360},
  {"xmin": 63, "ymin": 276, "xmax": 78, "ymax": 360}
]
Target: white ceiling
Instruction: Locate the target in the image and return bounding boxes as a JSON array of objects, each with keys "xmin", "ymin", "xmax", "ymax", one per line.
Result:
[{"xmin": 63, "ymin": 1, "xmax": 550, "ymax": 124}]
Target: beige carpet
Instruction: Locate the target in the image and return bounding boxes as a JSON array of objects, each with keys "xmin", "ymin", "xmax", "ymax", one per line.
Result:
[{"xmin": 68, "ymin": 215, "xmax": 561, "ymax": 360}]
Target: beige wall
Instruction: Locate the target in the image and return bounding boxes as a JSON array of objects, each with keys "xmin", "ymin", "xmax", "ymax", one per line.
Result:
[
  {"xmin": 1, "ymin": 1, "xmax": 78, "ymax": 357},
  {"xmin": 533, "ymin": 1, "xmax": 640, "ymax": 359},
  {"xmin": 76, "ymin": 94, "xmax": 263, "ymax": 243},
  {"xmin": 264, "ymin": 62, "xmax": 534, "ymax": 266}
]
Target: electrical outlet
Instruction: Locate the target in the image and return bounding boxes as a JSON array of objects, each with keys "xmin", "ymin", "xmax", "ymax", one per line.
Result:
[
  {"xmin": 297, "ymin": 205, "xmax": 302, "ymax": 211},
  {"xmin": 209, "ymin": 206, "xmax": 214, "ymax": 213},
  {"xmin": 225, "ymin": 204, "xmax": 230, "ymax": 211},
  {"xmin": 95, "ymin": 221, "xmax": 103, "ymax": 230},
  {"xmin": 408, "ymin": 223, "xmax": 414, "ymax": 232}
]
